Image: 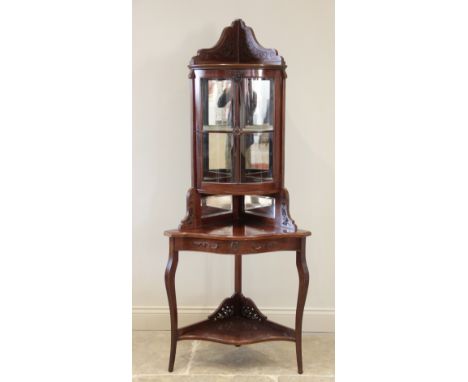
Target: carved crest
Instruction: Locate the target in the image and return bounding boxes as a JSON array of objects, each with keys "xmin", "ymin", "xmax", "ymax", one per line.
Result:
[{"xmin": 190, "ymin": 19, "xmax": 285, "ymax": 67}]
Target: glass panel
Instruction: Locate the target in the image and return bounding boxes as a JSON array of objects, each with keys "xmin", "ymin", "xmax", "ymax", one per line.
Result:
[
  {"xmin": 244, "ymin": 195, "xmax": 275, "ymax": 218},
  {"xmin": 201, "ymin": 195, "xmax": 232, "ymax": 217},
  {"xmin": 243, "ymin": 78, "xmax": 274, "ymax": 132},
  {"xmin": 241, "ymin": 132, "xmax": 273, "ymax": 182},
  {"xmin": 202, "ymin": 79, "xmax": 234, "ymax": 131},
  {"xmin": 202, "ymin": 132, "xmax": 234, "ymax": 182}
]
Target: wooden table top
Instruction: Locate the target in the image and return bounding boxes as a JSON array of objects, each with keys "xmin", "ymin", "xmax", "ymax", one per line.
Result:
[{"xmin": 165, "ymin": 223, "xmax": 311, "ymax": 241}]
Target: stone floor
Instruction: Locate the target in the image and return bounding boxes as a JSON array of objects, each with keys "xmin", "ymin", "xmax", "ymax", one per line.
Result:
[{"xmin": 133, "ymin": 331, "xmax": 334, "ymax": 382}]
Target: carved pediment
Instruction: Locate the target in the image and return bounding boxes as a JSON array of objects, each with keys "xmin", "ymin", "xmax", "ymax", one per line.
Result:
[{"xmin": 190, "ymin": 19, "xmax": 285, "ymax": 67}]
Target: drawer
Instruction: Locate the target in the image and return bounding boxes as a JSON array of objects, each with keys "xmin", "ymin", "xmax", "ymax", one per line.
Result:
[{"xmin": 176, "ymin": 237, "xmax": 300, "ymax": 254}]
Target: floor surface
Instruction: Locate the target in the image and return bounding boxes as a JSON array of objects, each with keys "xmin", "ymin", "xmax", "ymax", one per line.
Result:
[{"xmin": 133, "ymin": 331, "xmax": 334, "ymax": 382}]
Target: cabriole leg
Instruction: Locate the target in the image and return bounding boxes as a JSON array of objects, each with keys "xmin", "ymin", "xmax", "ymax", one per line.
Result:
[
  {"xmin": 164, "ymin": 238, "xmax": 179, "ymax": 372},
  {"xmin": 295, "ymin": 238, "xmax": 309, "ymax": 374}
]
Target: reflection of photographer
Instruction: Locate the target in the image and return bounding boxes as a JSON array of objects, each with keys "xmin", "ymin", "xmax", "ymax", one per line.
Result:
[
  {"xmin": 217, "ymin": 83, "xmax": 233, "ymax": 126},
  {"xmin": 217, "ymin": 82, "xmax": 258, "ymax": 126}
]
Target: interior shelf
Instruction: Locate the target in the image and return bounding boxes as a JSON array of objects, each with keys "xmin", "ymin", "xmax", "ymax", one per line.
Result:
[
  {"xmin": 178, "ymin": 316, "xmax": 296, "ymax": 345},
  {"xmin": 202, "ymin": 125, "xmax": 274, "ymax": 133}
]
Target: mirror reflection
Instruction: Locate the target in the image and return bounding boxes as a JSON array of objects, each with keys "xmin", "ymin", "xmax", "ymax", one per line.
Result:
[
  {"xmin": 202, "ymin": 79, "xmax": 233, "ymax": 131},
  {"xmin": 243, "ymin": 79, "xmax": 274, "ymax": 131},
  {"xmin": 244, "ymin": 195, "xmax": 275, "ymax": 218},
  {"xmin": 241, "ymin": 132, "xmax": 273, "ymax": 182},
  {"xmin": 202, "ymin": 132, "xmax": 233, "ymax": 182},
  {"xmin": 201, "ymin": 195, "xmax": 233, "ymax": 217}
]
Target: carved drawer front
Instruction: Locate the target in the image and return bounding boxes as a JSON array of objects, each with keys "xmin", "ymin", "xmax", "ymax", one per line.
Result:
[
  {"xmin": 190, "ymin": 239, "xmax": 221, "ymax": 251},
  {"xmin": 179, "ymin": 237, "xmax": 299, "ymax": 254},
  {"xmin": 238, "ymin": 240, "xmax": 298, "ymax": 253}
]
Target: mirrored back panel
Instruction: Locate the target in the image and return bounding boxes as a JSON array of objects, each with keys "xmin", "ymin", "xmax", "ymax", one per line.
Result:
[
  {"xmin": 201, "ymin": 195, "xmax": 233, "ymax": 218},
  {"xmin": 244, "ymin": 195, "xmax": 275, "ymax": 218}
]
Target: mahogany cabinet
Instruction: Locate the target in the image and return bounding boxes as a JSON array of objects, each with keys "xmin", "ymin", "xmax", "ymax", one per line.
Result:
[{"xmin": 164, "ymin": 19, "xmax": 311, "ymax": 374}]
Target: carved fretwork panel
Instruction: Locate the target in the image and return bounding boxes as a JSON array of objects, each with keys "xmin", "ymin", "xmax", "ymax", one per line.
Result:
[
  {"xmin": 211, "ymin": 302, "xmax": 235, "ymax": 321},
  {"xmin": 208, "ymin": 293, "xmax": 267, "ymax": 322},
  {"xmin": 239, "ymin": 295, "xmax": 267, "ymax": 322}
]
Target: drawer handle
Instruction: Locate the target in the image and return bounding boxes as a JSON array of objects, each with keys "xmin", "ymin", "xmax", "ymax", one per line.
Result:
[{"xmin": 252, "ymin": 242, "xmax": 276, "ymax": 251}]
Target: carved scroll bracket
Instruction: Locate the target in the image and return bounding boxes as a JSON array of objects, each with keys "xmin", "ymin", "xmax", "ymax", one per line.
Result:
[{"xmin": 179, "ymin": 188, "xmax": 199, "ymax": 230}]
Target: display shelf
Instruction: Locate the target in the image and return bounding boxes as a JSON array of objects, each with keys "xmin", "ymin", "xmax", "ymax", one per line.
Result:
[
  {"xmin": 203, "ymin": 125, "xmax": 233, "ymax": 132},
  {"xmin": 178, "ymin": 316, "xmax": 295, "ymax": 345},
  {"xmin": 244, "ymin": 124, "xmax": 274, "ymax": 132}
]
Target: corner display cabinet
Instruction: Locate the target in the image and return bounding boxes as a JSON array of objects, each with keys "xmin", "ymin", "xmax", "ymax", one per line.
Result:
[{"xmin": 164, "ymin": 19, "xmax": 311, "ymax": 374}]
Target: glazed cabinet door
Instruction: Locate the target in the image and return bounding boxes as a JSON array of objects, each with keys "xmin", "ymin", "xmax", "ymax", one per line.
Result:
[
  {"xmin": 196, "ymin": 70, "xmax": 281, "ymax": 194},
  {"xmin": 240, "ymin": 77, "xmax": 274, "ymax": 183},
  {"xmin": 200, "ymin": 78, "xmax": 237, "ymax": 183}
]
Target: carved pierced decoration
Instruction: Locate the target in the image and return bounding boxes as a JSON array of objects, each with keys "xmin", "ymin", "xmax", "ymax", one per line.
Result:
[
  {"xmin": 241, "ymin": 305, "xmax": 262, "ymax": 321},
  {"xmin": 190, "ymin": 19, "xmax": 285, "ymax": 66},
  {"xmin": 209, "ymin": 295, "xmax": 237, "ymax": 321},
  {"xmin": 211, "ymin": 303, "xmax": 235, "ymax": 321},
  {"xmin": 208, "ymin": 293, "xmax": 267, "ymax": 322},
  {"xmin": 240, "ymin": 296, "xmax": 267, "ymax": 322}
]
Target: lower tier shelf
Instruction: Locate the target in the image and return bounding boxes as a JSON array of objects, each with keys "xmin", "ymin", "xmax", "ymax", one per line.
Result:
[{"xmin": 178, "ymin": 316, "xmax": 296, "ymax": 345}]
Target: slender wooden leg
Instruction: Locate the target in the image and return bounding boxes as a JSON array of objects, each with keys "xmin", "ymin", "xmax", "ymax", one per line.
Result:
[
  {"xmin": 295, "ymin": 238, "xmax": 309, "ymax": 374},
  {"xmin": 164, "ymin": 238, "xmax": 179, "ymax": 372},
  {"xmin": 235, "ymin": 254, "xmax": 242, "ymax": 347},
  {"xmin": 235, "ymin": 255, "xmax": 242, "ymax": 294}
]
